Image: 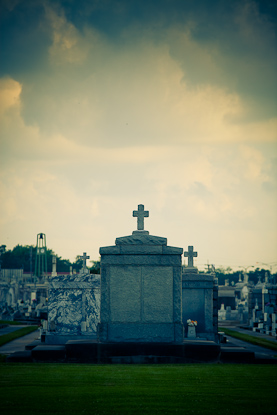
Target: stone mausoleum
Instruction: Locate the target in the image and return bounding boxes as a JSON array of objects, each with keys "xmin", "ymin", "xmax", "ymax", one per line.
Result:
[
  {"xmin": 182, "ymin": 246, "xmax": 218, "ymax": 341},
  {"xmin": 45, "ymin": 253, "xmax": 100, "ymax": 344},
  {"xmin": 99, "ymin": 204, "xmax": 184, "ymax": 343}
]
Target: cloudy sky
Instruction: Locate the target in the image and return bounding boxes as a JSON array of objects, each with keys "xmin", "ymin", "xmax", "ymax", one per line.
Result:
[{"xmin": 0, "ymin": 0, "xmax": 276, "ymax": 271}]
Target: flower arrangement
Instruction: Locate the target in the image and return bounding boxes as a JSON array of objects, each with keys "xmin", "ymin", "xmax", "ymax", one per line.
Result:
[{"xmin": 187, "ymin": 319, "xmax": 197, "ymax": 326}]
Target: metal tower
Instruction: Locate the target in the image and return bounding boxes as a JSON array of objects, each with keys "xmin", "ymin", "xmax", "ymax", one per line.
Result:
[{"xmin": 35, "ymin": 233, "xmax": 47, "ymax": 281}]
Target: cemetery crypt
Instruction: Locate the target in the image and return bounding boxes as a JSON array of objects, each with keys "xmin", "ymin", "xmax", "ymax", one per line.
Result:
[{"xmin": 46, "ymin": 204, "xmax": 218, "ymax": 344}]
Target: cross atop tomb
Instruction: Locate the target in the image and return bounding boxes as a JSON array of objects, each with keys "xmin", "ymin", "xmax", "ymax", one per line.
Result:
[
  {"xmin": 80, "ymin": 252, "xmax": 90, "ymax": 269},
  {"xmin": 184, "ymin": 246, "xmax": 198, "ymax": 267},
  {"xmin": 133, "ymin": 204, "xmax": 149, "ymax": 231}
]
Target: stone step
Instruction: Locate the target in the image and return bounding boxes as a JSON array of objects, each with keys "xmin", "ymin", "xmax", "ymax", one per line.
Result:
[
  {"xmin": 220, "ymin": 347, "xmax": 255, "ymax": 363},
  {"xmin": 65, "ymin": 341, "xmax": 221, "ymax": 363},
  {"xmin": 31, "ymin": 345, "xmax": 66, "ymax": 362},
  {"xmin": 6, "ymin": 351, "xmax": 33, "ymax": 362},
  {"xmin": 25, "ymin": 340, "xmax": 41, "ymax": 350}
]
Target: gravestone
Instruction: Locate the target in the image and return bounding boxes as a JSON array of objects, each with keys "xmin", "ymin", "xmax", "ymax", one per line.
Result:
[
  {"xmin": 79, "ymin": 252, "xmax": 90, "ymax": 274},
  {"xmin": 99, "ymin": 204, "xmax": 184, "ymax": 343},
  {"xmin": 225, "ymin": 306, "xmax": 232, "ymax": 320},
  {"xmin": 187, "ymin": 323, "xmax": 197, "ymax": 338},
  {"xmin": 182, "ymin": 246, "xmax": 218, "ymax": 341},
  {"xmin": 218, "ymin": 303, "xmax": 226, "ymax": 321},
  {"xmin": 248, "ymin": 277, "xmax": 277, "ymax": 333},
  {"xmin": 52, "ymin": 255, "xmax": 57, "ymax": 277}
]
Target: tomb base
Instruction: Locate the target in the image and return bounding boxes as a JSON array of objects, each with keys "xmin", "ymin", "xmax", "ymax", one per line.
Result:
[
  {"xmin": 99, "ymin": 322, "xmax": 184, "ymax": 343},
  {"xmin": 65, "ymin": 339, "xmax": 220, "ymax": 363},
  {"xmin": 44, "ymin": 333, "xmax": 98, "ymax": 344}
]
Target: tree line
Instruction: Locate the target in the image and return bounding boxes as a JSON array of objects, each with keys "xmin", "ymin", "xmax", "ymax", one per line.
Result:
[
  {"xmin": 0, "ymin": 244, "xmax": 275, "ymax": 284},
  {"xmin": 0, "ymin": 245, "xmax": 100, "ymax": 274},
  {"xmin": 210, "ymin": 267, "xmax": 276, "ymax": 286}
]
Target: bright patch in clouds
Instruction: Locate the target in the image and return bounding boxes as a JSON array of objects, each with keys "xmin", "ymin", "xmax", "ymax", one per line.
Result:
[{"xmin": 0, "ymin": 77, "xmax": 22, "ymax": 114}]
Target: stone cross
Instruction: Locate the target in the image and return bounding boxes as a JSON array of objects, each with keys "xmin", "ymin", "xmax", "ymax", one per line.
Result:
[
  {"xmin": 133, "ymin": 204, "xmax": 149, "ymax": 231},
  {"xmin": 80, "ymin": 252, "xmax": 90, "ymax": 269},
  {"xmin": 184, "ymin": 246, "xmax": 198, "ymax": 267}
]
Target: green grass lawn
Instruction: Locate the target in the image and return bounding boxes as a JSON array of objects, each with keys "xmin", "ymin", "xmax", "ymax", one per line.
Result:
[
  {"xmin": 0, "ymin": 320, "xmax": 23, "ymax": 325},
  {"xmin": 221, "ymin": 327, "xmax": 277, "ymax": 351},
  {"xmin": 0, "ymin": 326, "xmax": 38, "ymax": 347},
  {"xmin": 0, "ymin": 363, "xmax": 276, "ymax": 415}
]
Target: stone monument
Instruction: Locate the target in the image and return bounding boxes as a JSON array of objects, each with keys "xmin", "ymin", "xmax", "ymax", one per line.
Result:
[
  {"xmin": 45, "ymin": 252, "xmax": 100, "ymax": 344},
  {"xmin": 79, "ymin": 252, "xmax": 90, "ymax": 274},
  {"xmin": 99, "ymin": 204, "xmax": 184, "ymax": 343},
  {"xmin": 51, "ymin": 255, "xmax": 57, "ymax": 277},
  {"xmin": 182, "ymin": 246, "xmax": 218, "ymax": 341}
]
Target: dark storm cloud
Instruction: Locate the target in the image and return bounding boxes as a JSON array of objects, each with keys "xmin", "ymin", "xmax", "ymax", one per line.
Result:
[
  {"xmin": 1, "ymin": 0, "xmax": 276, "ymax": 120},
  {"xmin": 0, "ymin": 0, "xmax": 51, "ymax": 77},
  {"xmin": 58, "ymin": 0, "xmax": 276, "ymax": 39}
]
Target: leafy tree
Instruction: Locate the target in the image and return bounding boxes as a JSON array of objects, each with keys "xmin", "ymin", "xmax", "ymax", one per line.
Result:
[
  {"xmin": 0, "ymin": 244, "xmax": 91, "ymax": 274},
  {"xmin": 0, "ymin": 245, "xmax": 6, "ymax": 254},
  {"xmin": 0, "ymin": 245, "xmax": 35, "ymax": 272},
  {"xmin": 72, "ymin": 256, "xmax": 83, "ymax": 272},
  {"xmin": 56, "ymin": 256, "xmax": 72, "ymax": 273},
  {"xmin": 10, "ymin": 245, "xmax": 66, "ymax": 275},
  {"xmin": 90, "ymin": 260, "xmax": 100, "ymax": 274}
]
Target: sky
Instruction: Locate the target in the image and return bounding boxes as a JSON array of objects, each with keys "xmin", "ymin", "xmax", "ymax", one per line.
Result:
[{"xmin": 0, "ymin": 0, "xmax": 276, "ymax": 272}]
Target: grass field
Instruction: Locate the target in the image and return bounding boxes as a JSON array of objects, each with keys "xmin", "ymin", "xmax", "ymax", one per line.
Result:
[
  {"xmin": 0, "ymin": 326, "xmax": 38, "ymax": 347},
  {"xmin": 0, "ymin": 320, "xmax": 23, "ymax": 325},
  {"xmin": 0, "ymin": 363, "xmax": 276, "ymax": 415},
  {"xmin": 221, "ymin": 327, "xmax": 277, "ymax": 351}
]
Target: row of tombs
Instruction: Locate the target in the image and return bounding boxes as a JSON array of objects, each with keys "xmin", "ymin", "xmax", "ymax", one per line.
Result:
[{"xmin": 44, "ymin": 204, "xmax": 218, "ymax": 345}]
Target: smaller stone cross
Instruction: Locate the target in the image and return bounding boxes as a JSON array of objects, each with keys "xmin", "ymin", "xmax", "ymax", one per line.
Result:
[
  {"xmin": 80, "ymin": 252, "xmax": 90, "ymax": 269},
  {"xmin": 184, "ymin": 246, "xmax": 198, "ymax": 267},
  {"xmin": 133, "ymin": 204, "xmax": 149, "ymax": 230},
  {"xmin": 52, "ymin": 255, "xmax": 57, "ymax": 277}
]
